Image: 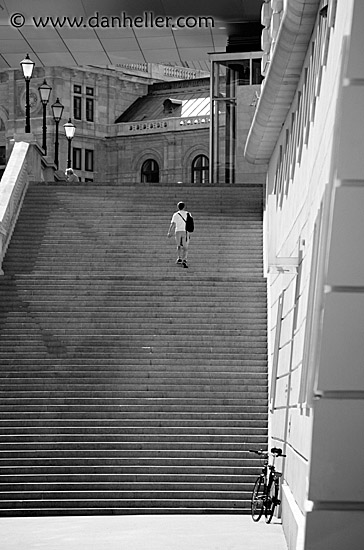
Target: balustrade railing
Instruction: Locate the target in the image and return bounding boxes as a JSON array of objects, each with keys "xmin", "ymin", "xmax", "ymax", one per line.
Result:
[
  {"xmin": 111, "ymin": 115, "xmax": 212, "ymax": 136},
  {"xmin": 0, "ymin": 141, "xmax": 44, "ymax": 274},
  {"xmin": 114, "ymin": 62, "xmax": 209, "ymax": 80}
]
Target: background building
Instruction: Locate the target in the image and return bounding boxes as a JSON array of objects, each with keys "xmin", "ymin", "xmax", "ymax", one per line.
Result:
[{"xmin": 0, "ymin": 61, "xmax": 263, "ymax": 184}]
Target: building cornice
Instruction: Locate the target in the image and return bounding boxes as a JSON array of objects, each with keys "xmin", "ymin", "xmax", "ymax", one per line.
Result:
[{"xmin": 244, "ymin": 0, "xmax": 321, "ymax": 165}]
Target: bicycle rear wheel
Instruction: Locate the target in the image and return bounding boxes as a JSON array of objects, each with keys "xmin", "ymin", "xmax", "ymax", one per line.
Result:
[
  {"xmin": 265, "ymin": 481, "xmax": 278, "ymax": 523},
  {"xmin": 251, "ymin": 477, "xmax": 264, "ymax": 522}
]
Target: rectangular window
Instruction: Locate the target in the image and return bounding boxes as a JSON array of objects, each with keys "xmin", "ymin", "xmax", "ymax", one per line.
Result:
[
  {"xmin": 270, "ymin": 291, "xmax": 285, "ymax": 412},
  {"xmin": 85, "ymin": 97, "xmax": 94, "ymax": 122},
  {"xmin": 0, "ymin": 146, "xmax": 6, "ymax": 165},
  {"xmin": 73, "ymin": 96, "xmax": 82, "ymax": 120},
  {"xmin": 72, "ymin": 147, "xmax": 82, "ymax": 171},
  {"xmin": 73, "ymin": 85, "xmax": 95, "ymax": 122},
  {"xmin": 299, "ymin": 188, "xmax": 329, "ymax": 406},
  {"xmin": 85, "ymin": 149, "xmax": 94, "ymax": 172},
  {"xmin": 252, "ymin": 58, "xmax": 263, "ymax": 84}
]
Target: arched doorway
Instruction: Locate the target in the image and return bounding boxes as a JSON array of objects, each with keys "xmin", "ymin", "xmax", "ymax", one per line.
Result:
[{"xmin": 141, "ymin": 159, "xmax": 159, "ymax": 183}]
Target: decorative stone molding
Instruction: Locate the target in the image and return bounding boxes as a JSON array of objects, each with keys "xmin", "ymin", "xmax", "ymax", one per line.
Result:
[{"xmin": 19, "ymin": 86, "xmax": 41, "ymax": 115}]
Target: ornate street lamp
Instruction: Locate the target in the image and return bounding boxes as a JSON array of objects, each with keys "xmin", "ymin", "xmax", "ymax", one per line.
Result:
[
  {"xmin": 38, "ymin": 79, "xmax": 52, "ymax": 155},
  {"xmin": 51, "ymin": 98, "xmax": 64, "ymax": 170},
  {"xmin": 20, "ymin": 54, "xmax": 35, "ymax": 133},
  {"xmin": 63, "ymin": 118, "xmax": 76, "ymax": 169}
]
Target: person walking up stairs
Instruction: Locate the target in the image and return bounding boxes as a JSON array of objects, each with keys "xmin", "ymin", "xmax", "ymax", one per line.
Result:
[{"xmin": 167, "ymin": 201, "xmax": 194, "ymax": 268}]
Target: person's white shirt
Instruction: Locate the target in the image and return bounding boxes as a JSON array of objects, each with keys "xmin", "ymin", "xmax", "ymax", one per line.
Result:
[{"xmin": 171, "ymin": 210, "xmax": 188, "ymax": 232}]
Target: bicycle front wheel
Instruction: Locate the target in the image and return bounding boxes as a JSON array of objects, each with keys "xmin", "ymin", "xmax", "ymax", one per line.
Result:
[
  {"xmin": 265, "ymin": 481, "xmax": 279, "ymax": 523},
  {"xmin": 251, "ymin": 477, "xmax": 264, "ymax": 522}
]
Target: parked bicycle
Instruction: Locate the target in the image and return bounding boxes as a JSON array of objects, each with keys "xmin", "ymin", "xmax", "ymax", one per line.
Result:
[{"xmin": 249, "ymin": 447, "xmax": 286, "ymax": 523}]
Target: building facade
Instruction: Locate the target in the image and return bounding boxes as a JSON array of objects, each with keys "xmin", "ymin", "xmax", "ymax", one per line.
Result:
[
  {"xmin": 98, "ymin": 77, "xmax": 211, "ymax": 184},
  {"xmin": 0, "ymin": 65, "xmax": 152, "ymax": 180},
  {"xmin": 245, "ymin": 1, "xmax": 364, "ymax": 549},
  {"xmin": 0, "ymin": 61, "xmax": 263, "ymax": 185}
]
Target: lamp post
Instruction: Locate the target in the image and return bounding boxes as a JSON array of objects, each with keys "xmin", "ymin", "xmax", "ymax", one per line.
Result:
[
  {"xmin": 63, "ymin": 118, "xmax": 76, "ymax": 169},
  {"xmin": 51, "ymin": 98, "xmax": 64, "ymax": 170},
  {"xmin": 38, "ymin": 79, "xmax": 52, "ymax": 155},
  {"xmin": 20, "ymin": 54, "xmax": 35, "ymax": 133}
]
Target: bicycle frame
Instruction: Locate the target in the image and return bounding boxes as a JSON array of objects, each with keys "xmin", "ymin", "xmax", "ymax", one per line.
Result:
[{"xmin": 249, "ymin": 447, "xmax": 285, "ymax": 523}]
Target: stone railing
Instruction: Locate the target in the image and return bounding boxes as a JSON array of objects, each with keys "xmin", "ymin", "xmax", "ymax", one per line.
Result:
[
  {"xmin": 116, "ymin": 62, "xmax": 149, "ymax": 74},
  {"xmin": 0, "ymin": 142, "xmax": 30, "ymax": 274},
  {"xmin": 0, "ymin": 137, "xmax": 52, "ymax": 274},
  {"xmin": 111, "ymin": 115, "xmax": 211, "ymax": 137},
  {"xmin": 114, "ymin": 62, "xmax": 210, "ymax": 81},
  {"xmin": 163, "ymin": 66, "xmax": 203, "ymax": 80}
]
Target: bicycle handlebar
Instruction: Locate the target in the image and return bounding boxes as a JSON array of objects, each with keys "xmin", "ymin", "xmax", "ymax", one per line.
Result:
[
  {"xmin": 248, "ymin": 449, "xmax": 267, "ymax": 456},
  {"xmin": 271, "ymin": 447, "xmax": 287, "ymax": 457},
  {"xmin": 248, "ymin": 447, "xmax": 286, "ymax": 457}
]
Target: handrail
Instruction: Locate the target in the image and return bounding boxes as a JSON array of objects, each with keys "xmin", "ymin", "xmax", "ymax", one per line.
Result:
[{"xmin": 0, "ymin": 142, "xmax": 31, "ymax": 275}]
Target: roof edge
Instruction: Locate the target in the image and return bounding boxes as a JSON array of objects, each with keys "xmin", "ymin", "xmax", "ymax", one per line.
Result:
[{"xmin": 244, "ymin": 0, "xmax": 321, "ymax": 165}]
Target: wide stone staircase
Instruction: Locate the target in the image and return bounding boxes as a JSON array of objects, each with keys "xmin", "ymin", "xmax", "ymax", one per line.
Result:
[{"xmin": 0, "ymin": 183, "xmax": 268, "ymax": 516}]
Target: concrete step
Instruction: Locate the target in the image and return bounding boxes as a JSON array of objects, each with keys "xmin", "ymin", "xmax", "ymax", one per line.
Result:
[
  {"xmin": 0, "ymin": 500, "xmax": 251, "ymax": 514},
  {"xmin": 0, "ymin": 472, "xmax": 257, "ymax": 483},
  {"xmin": 0, "ymin": 425, "xmax": 267, "ymax": 437},
  {"xmin": 0, "ymin": 481, "xmax": 254, "ymax": 493},
  {"xmin": 0, "ymin": 437, "xmax": 265, "ymax": 452},
  {"xmin": 0, "ymin": 400, "xmax": 268, "ymax": 410},
  {"xmin": 0, "ymin": 463, "xmax": 262, "ymax": 476},
  {"xmin": 0, "ymin": 369, "xmax": 267, "ymax": 383}
]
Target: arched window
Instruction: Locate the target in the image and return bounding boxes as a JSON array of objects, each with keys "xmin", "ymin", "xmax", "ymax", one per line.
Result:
[
  {"xmin": 0, "ymin": 119, "xmax": 5, "ymax": 132},
  {"xmin": 141, "ymin": 159, "xmax": 159, "ymax": 183},
  {"xmin": 192, "ymin": 155, "xmax": 209, "ymax": 184}
]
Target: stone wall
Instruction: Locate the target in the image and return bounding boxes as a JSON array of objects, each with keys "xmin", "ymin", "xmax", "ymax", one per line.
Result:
[
  {"xmin": 262, "ymin": 1, "xmax": 363, "ymax": 548},
  {"xmin": 99, "ymin": 128, "xmax": 209, "ymax": 184}
]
